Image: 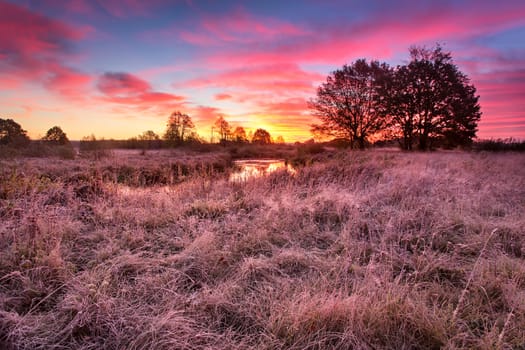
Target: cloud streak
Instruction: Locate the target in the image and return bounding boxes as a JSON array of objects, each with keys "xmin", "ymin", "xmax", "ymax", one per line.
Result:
[
  {"xmin": 97, "ymin": 72, "xmax": 186, "ymax": 114},
  {"xmin": 0, "ymin": 1, "xmax": 91, "ymax": 98},
  {"xmin": 182, "ymin": 64, "xmax": 323, "ymax": 93},
  {"xmin": 199, "ymin": 2, "xmax": 525, "ymax": 67},
  {"xmin": 149, "ymin": 8, "xmax": 306, "ymax": 46}
]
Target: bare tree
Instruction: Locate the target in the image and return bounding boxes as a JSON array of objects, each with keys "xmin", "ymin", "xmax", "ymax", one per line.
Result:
[
  {"xmin": 214, "ymin": 115, "xmax": 231, "ymax": 143},
  {"xmin": 164, "ymin": 111, "xmax": 195, "ymax": 146}
]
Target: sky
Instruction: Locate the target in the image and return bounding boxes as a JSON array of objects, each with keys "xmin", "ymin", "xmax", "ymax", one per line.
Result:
[{"xmin": 1, "ymin": 0, "xmax": 524, "ymax": 142}]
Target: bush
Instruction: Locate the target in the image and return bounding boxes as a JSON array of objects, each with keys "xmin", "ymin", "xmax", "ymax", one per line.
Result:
[
  {"xmin": 0, "ymin": 145, "xmax": 21, "ymax": 158},
  {"xmin": 0, "ymin": 142, "xmax": 76, "ymax": 159},
  {"xmin": 55, "ymin": 145, "xmax": 76, "ymax": 159},
  {"xmin": 79, "ymin": 135, "xmax": 113, "ymax": 160}
]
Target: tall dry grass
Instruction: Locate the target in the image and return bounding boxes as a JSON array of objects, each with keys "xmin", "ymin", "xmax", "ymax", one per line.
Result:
[{"xmin": 1, "ymin": 150, "xmax": 524, "ymax": 349}]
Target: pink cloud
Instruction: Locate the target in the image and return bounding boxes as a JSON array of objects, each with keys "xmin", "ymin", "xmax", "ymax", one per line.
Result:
[
  {"xmin": 257, "ymin": 97, "xmax": 308, "ymax": 116},
  {"xmin": 97, "ymin": 72, "xmax": 186, "ymax": 115},
  {"xmin": 0, "ymin": 1, "xmax": 91, "ymax": 97},
  {"xmin": 44, "ymin": 64, "xmax": 92, "ymax": 99},
  {"xmin": 461, "ymin": 50, "xmax": 525, "ymax": 138},
  {"xmin": 0, "ymin": 2, "xmax": 86, "ymax": 59},
  {"xmin": 98, "ymin": 72, "xmax": 151, "ymax": 96},
  {"xmin": 475, "ymin": 70, "xmax": 525, "ymax": 138},
  {"xmin": 182, "ymin": 64, "xmax": 323, "ymax": 93},
  {"xmin": 198, "ymin": 3, "xmax": 525, "ymax": 67},
  {"xmin": 214, "ymin": 93, "xmax": 232, "ymax": 101},
  {"xmin": 178, "ymin": 31, "xmax": 217, "ymax": 46},
  {"xmin": 190, "ymin": 106, "xmax": 223, "ymax": 124}
]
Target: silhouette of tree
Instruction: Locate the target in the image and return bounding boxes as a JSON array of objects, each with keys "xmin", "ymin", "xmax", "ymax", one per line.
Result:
[
  {"xmin": 252, "ymin": 128, "xmax": 272, "ymax": 144},
  {"xmin": 138, "ymin": 130, "xmax": 161, "ymax": 149},
  {"xmin": 275, "ymin": 135, "xmax": 285, "ymax": 144},
  {"xmin": 232, "ymin": 126, "xmax": 247, "ymax": 143},
  {"xmin": 164, "ymin": 111, "xmax": 195, "ymax": 146},
  {"xmin": 0, "ymin": 118, "xmax": 30, "ymax": 147},
  {"xmin": 214, "ymin": 115, "xmax": 231, "ymax": 143},
  {"xmin": 309, "ymin": 59, "xmax": 391, "ymax": 149},
  {"xmin": 42, "ymin": 126, "xmax": 69, "ymax": 145},
  {"xmin": 139, "ymin": 130, "xmax": 160, "ymax": 141},
  {"xmin": 383, "ymin": 45, "xmax": 481, "ymax": 150},
  {"xmin": 187, "ymin": 131, "xmax": 205, "ymax": 143}
]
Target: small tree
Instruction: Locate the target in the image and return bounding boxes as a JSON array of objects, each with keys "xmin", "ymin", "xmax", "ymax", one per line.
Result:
[
  {"xmin": 164, "ymin": 111, "xmax": 195, "ymax": 146},
  {"xmin": 214, "ymin": 115, "xmax": 231, "ymax": 143},
  {"xmin": 232, "ymin": 126, "xmax": 248, "ymax": 143},
  {"xmin": 42, "ymin": 126, "xmax": 69, "ymax": 145},
  {"xmin": 309, "ymin": 59, "xmax": 391, "ymax": 149},
  {"xmin": 185, "ymin": 131, "xmax": 204, "ymax": 144},
  {"xmin": 0, "ymin": 118, "xmax": 30, "ymax": 147},
  {"xmin": 252, "ymin": 128, "xmax": 272, "ymax": 144},
  {"xmin": 138, "ymin": 130, "xmax": 161, "ymax": 149},
  {"xmin": 139, "ymin": 130, "xmax": 160, "ymax": 141}
]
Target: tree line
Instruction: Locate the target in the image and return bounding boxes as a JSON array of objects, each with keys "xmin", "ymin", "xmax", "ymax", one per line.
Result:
[
  {"xmin": 310, "ymin": 45, "xmax": 482, "ymax": 150},
  {"xmin": 0, "ymin": 113, "xmax": 279, "ymax": 152},
  {"xmin": 127, "ymin": 112, "xmax": 277, "ymax": 149}
]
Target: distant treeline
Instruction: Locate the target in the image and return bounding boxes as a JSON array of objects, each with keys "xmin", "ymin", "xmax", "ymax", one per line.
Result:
[
  {"xmin": 72, "ymin": 136, "xmax": 525, "ymax": 152},
  {"xmin": 75, "ymin": 137, "xmax": 244, "ymax": 151},
  {"xmin": 76, "ymin": 138, "xmax": 169, "ymax": 151},
  {"xmin": 472, "ymin": 138, "xmax": 525, "ymax": 152}
]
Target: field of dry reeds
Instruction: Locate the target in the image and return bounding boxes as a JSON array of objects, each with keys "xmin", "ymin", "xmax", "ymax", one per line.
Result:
[{"xmin": 1, "ymin": 150, "xmax": 524, "ymax": 349}]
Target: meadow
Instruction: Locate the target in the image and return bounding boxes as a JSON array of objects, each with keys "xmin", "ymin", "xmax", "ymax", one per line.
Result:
[{"xmin": 0, "ymin": 149, "xmax": 524, "ymax": 349}]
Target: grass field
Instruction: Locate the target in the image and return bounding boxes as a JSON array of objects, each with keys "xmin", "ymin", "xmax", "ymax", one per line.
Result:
[{"xmin": 1, "ymin": 150, "xmax": 524, "ymax": 349}]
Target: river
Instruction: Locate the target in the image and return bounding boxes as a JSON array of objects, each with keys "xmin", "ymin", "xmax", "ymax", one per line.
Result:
[{"xmin": 229, "ymin": 159, "xmax": 295, "ymax": 182}]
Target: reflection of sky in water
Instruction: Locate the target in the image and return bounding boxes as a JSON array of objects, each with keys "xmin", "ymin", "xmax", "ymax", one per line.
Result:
[{"xmin": 230, "ymin": 159, "xmax": 295, "ymax": 182}]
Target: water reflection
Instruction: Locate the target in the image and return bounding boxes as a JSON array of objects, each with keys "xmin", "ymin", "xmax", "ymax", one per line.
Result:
[{"xmin": 230, "ymin": 159, "xmax": 295, "ymax": 182}]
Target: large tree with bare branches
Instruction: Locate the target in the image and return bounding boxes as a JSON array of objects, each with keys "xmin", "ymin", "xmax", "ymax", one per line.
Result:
[
  {"xmin": 214, "ymin": 115, "xmax": 231, "ymax": 143},
  {"xmin": 164, "ymin": 111, "xmax": 195, "ymax": 146}
]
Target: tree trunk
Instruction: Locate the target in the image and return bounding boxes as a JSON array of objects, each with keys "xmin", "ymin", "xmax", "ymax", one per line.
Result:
[
  {"xmin": 357, "ymin": 136, "xmax": 366, "ymax": 149},
  {"xmin": 418, "ymin": 133, "xmax": 428, "ymax": 150},
  {"xmin": 402, "ymin": 130, "xmax": 413, "ymax": 150}
]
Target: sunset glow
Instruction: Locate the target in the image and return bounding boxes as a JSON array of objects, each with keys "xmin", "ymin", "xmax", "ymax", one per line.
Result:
[{"xmin": 1, "ymin": 0, "xmax": 524, "ymax": 141}]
